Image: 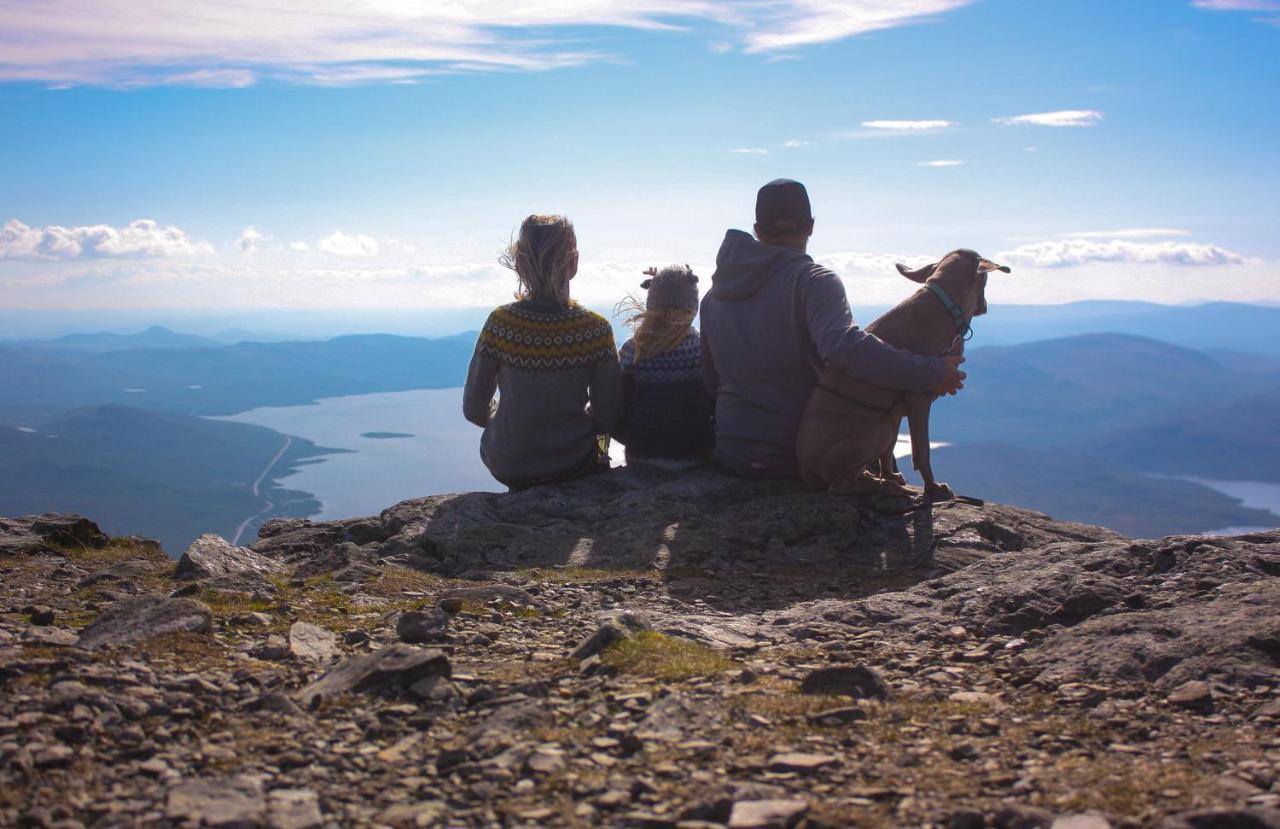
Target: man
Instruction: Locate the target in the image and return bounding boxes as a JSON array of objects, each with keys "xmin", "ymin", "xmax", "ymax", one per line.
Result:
[{"xmin": 699, "ymin": 178, "xmax": 965, "ymax": 478}]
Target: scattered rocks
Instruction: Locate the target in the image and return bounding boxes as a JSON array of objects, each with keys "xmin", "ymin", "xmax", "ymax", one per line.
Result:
[
  {"xmin": 1167, "ymin": 680, "xmax": 1214, "ymax": 710},
  {"xmin": 436, "ymin": 584, "xmax": 540, "ymax": 613},
  {"xmin": 0, "ymin": 513, "xmax": 109, "ymax": 556},
  {"xmin": 799, "ymin": 664, "xmax": 893, "ymax": 700},
  {"xmin": 166, "ymin": 775, "xmax": 265, "ymax": 827},
  {"xmin": 75, "ymin": 595, "xmax": 213, "ymax": 650},
  {"xmin": 266, "ymin": 788, "xmax": 323, "ymax": 829}
]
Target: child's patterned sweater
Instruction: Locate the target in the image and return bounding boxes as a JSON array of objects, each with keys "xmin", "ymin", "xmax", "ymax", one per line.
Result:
[{"xmin": 615, "ymin": 329, "xmax": 714, "ymax": 460}]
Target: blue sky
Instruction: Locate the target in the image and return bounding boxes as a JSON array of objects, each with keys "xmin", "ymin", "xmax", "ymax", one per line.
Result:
[{"xmin": 1, "ymin": 0, "xmax": 1278, "ymax": 310}]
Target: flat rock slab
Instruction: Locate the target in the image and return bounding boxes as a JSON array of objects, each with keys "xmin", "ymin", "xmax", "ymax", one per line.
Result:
[
  {"xmin": 297, "ymin": 644, "xmax": 451, "ymax": 707},
  {"xmin": 288, "ymin": 621, "xmax": 338, "ymax": 662},
  {"xmin": 167, "ymin": 775, "xmax": 265, "ymax": 827},
  {"xmin": 0, "ymin": 513, "xmax": 109, "ymax": 557},
  {"xmin": 176, "ymin": 534, "xmax": 284, "ymax": 581},
  {"xmin": 76, "ymin": 595, "xmax": 213, "ymax": 651},
  {"xmin": 767, "ymin": 752, "xmax": 839, "ymax": 773},
  {"xmin": 728, "ymin": 799, "xmax": 809, "ymax": 829}
]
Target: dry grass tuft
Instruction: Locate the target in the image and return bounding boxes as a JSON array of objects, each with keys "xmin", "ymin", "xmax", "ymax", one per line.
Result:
[{"xmin": 602, "ymin": 631, "xmax": 734, "ymax": 680}]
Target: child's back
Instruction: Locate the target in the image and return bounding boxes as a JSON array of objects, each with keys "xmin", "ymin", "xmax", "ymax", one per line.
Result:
[{"xmin": 614, "ymin": 266, "xmax": 714, "ymax": 463}]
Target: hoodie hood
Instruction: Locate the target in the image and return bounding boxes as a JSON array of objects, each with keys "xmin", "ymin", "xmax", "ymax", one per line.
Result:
[{"xmin": 709, "ymin": 229, "xmax": 812, "ymax": 301}]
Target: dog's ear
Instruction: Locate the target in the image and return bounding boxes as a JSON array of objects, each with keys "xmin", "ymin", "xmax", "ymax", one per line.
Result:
[
  {"xmin": 977, "ymin": 258, "xmax": 1011, "ymax": 274},
  {"xmin": 896, "ymin": 262, "xmax": 938, "ymax": 283},
  {"xmin": 640, "ymin": 279, "xmax": 653, "ymax": 290}
]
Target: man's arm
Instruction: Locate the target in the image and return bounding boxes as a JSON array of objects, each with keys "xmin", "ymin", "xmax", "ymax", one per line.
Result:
[{"xmin": 803, "ymin": 269, "xmax": 945, "ymax": 392}]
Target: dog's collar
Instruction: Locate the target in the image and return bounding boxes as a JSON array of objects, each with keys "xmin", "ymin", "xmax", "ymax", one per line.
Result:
[{"xmin": 925, "ymin": 282, "xmax": 973, "ymax": 342}]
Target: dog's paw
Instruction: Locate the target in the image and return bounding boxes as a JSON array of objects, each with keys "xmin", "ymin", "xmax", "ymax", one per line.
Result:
[{"xmin": 924, "ymin": 481, "xmax": 955, "ymax": 501}]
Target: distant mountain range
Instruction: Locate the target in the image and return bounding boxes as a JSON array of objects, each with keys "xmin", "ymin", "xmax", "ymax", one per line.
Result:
[{"xmin": 0, "ymin": 314, "xmax": 1276, "ymax": 551}]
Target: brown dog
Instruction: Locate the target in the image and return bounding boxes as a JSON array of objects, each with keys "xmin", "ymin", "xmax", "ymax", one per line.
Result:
[{"xmin": 796, "ymin": 249, "xmax": 1009, "ymax": 500}]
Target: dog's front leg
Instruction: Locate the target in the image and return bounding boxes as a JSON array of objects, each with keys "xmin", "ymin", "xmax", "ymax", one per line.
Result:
[{"xmin": 905, "ymin": 393, "xmax": 953, "ymax": 501}]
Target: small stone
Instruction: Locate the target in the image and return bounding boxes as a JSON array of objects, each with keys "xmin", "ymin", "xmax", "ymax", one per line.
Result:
[
  {"xmin": 948, "ymin": 809, "xmax": 987, "ymax": 829},
  {"xmin": 993, "ymin": 804, "xmax": 1054, "ymax": 829},
  {"xmin": 34, "ymin": 744, "xmax": 75, "ymax": 768},
  {"xmin": 525, "ymin": 746, "xmax": 567, "ymax": 775},
  {"xmin": 571, "ymin": 610, "xmax": 651, "ymax": 660},
  {"xmin": 949, "ymin": 743, "xmax": 980, "ymax": 761},
  {"xmin": 175, "ymin": 534, "xmax": 282, "ymax": 581},
  {"xmin": 23, "ymin": 626, "xmax": 79, "ymax": 647},
  {"xmin": 1159, "ymin": 809, "xmax": 1280, "ymax": 829},
  {"xmin": 728, "ymin": 799, "xmax": 809, "ymax": 829},
  {"xmin": 767, "ymin": 752, "xmax": 838, "ymax": 774},
  {"xmin": 1166, "ymin": 680, "xmax": 1213, "ymax": 710},
  {"xmin": 267, "ymin": 788, "xmax": 323, "ymax": 829},
  {"xmin": 806, "ymin": 706, "xmax": 867, "ymax": 725},
  {"xmin": 167, "ymin": 775, "xmax": 265, "ymax": 827},
  {"xmin": 799, "ymin": 665, "xmax": 892, "ymax": 701},
  {"xmin": 297, "ymin": 644, "xmax": 451, "ymax": 707},
  {"xmin": 28, "ymin": 606, "xmax": 55, "ymax": 626},
  {"xmin": 949, "ymin": 691, "xmax": 999, "ymax": 705},
  {"xmin": 289, "ymin": 621, "xmax": 338, "ymax": 662},
  {"xmin": 1051, "ymin": 815, "xmax": 1112, "ymax": 829},
  {"xmin": 396, "ymin": 609, "xmax": 450, "ymax": 644},
  {"xmin": 254, "ymin": 635, "xmax": 291, "ymax": 661}
]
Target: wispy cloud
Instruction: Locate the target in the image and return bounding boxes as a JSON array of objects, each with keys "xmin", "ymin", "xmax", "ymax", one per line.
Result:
[
  {"xmin": 0, "ymin": 1, "xmax": 980, "ymax": 87},
  {"xmin": 783, "ymin": 139, "xmax": 814, "ymax": 148},
  {"xmin": 0, "ymin": 219, "xmax": 214, "ymax": 260},
  {"xmin": 317, "ymin": 230, "xmax": 380, "ymax": 258},
  {"xmin": 1190, "ymin": 1, "xmax": 1280, "ymax": 10},
  {"xmin": 998, "ymin": 238, "xmax": 1246, "ymax": 267},
  {"xmin": 239, "ymin": 226, "xmax": 267, "ymax": 255},
  {"xmin": 1061, "ymin": 228, "xmax": 1190, "ymax": 239},
  {"xmin": 728, "ymin": 147, "xmax": 769, "ymax": 154},
  {"xmin": 862, "ymin": 119, "xmax": 953, "ymax": 131},
  {"xmin": 914, "ymin": 159, "xmax": 964, "ymax": 167},
  {"xmin": 994, "ymin": 110, "xmax": 1104, "ymax": 127}
]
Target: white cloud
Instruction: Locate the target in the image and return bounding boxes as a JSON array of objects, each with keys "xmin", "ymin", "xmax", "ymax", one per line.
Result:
[
  {"xmin": 0, "ymin": 1, "xmax": 980, "ymax": 87},
  {"xmin": 1061, "ymin": 228, "xmax": 1190, "ymax": 239},
  {"xmin": 994, "ymin": 110, "xmax": 1103, "ymax": 127},
  {"xmin": 0, "ymin": 218, "xmax": 213, "ymax": 260},
  {"xmin": 861, "ymin": 119, "xmax": 952, "ymax": 131},
  {"xmin": 1191, "ymin": 1, "xmax": 1280, "ymax": 10},
  {"xmin": 317, "ymin": 230, "xmax": 380, "ymax": 258},
  {"xmin": 728, "ymin": 147, "xmax": 768, "ymax": 154},
  {"xmin": 997, "ymin": 238, "xmax": 1247, "ymax": 268},
  {"xmin": 288, "ymin": 241, "xmax": 311, "ymax": 252},
  {"xmin": 914, "ymin": 159, "xmax": 964, "ymax": 167},
  {"xmin": 783, "ymin": 139, "xmax": 814, "ymax": 148},
  {"xmin": 239, "ymin": 226, "xmax": 267, "ymax": 254}
]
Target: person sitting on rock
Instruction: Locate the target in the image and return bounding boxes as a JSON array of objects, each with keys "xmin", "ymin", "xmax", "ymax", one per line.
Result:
[
  {"xmin": 699, "ymin": 179, "xmax": 966, "ymax": 479},
  {"xmin": 463, "ymin": 214, "xmax": 623, "ymax": 490},
  {"xmin": 612, "ymin": 265, "xmax": 715, "ymax": 468}
]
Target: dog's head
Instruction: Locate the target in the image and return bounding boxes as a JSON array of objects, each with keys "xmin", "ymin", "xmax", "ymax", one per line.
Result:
[{"xmin": 896, "ymin": 249, "xmax": 1010, "ymax": 318}]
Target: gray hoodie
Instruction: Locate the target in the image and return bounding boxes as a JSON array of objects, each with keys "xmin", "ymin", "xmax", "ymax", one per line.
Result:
[{"xmin": 699, "ymin": 229, "xmax": 945, "ymax": 478}]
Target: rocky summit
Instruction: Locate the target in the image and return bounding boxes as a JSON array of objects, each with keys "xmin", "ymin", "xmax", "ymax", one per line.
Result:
[{"xmin": 2, "ymin": 467, "xmax": 1278, "ymax": 829}]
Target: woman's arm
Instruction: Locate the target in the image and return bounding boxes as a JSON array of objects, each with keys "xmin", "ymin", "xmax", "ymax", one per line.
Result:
[
  {"xmin": 462, "ymin": 345, "xmax": 499, "ymax": 427},
  {"xmin": 590, "ymin": 349, "xmax": 624, "ymax": 436}
]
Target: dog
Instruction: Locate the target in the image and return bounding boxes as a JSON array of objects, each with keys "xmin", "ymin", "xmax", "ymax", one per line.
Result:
[{"xmin": 796, "ymin": 249, "xmax": 1009, "ymax": 500}]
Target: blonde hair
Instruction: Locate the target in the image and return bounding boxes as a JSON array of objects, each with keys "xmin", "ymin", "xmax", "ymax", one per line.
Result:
[
  {"xmin": 616, "ymin": 296, "xmax": 696, "ymax": 362},
  {"xmin": 500, "ymin": 214, "xmax": 577, "ymax": 306}
]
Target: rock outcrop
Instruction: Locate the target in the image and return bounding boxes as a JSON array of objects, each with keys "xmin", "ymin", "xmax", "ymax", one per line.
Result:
[{"xmin": 1, "ymin": 470, "xmax": 1277, "ymax": 827}]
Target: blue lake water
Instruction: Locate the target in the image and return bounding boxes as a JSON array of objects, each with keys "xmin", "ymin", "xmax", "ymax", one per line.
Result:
[
  {"xmin": 215, "ymin": 388, "xmax": 502, "ymax": 520},
  {"xmin": 216, "ymin": 389, "xmax": 1279, "ymax": 536}
]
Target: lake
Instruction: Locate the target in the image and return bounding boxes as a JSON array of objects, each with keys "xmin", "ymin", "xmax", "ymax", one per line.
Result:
[
  {"xmin": 215, "ymin": 388, "xmax": 502, "ymax": 520},
  {"xmin": 1174, "ymin": 477, "xmax": 1280, "ymax": 536}
]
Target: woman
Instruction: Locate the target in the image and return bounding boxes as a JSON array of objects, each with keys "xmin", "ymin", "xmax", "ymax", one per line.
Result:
[{"xmin": 463, "ymin": 214, "xmax": 623, "ymax": 490}]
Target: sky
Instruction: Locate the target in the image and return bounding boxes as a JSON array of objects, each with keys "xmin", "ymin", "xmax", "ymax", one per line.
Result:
[{"xmin": 2, "ymin": 0, "xmax": 1279, "ymax": 313}]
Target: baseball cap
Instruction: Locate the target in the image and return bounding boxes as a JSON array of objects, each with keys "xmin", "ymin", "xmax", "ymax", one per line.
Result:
[{"xmin": 755, "ymin": 179, "xmax": 812, "ymax": 231}]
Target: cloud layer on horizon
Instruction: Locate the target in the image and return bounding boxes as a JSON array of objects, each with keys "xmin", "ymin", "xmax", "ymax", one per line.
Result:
[{"xmin": 0, "ymin": 1, "xmax": 979, "ymax": 87}]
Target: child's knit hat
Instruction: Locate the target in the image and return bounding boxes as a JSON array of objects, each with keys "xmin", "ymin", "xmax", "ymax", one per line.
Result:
[{"xmin": 641, "ymin": 264, "xmax": 699, "ymax": 312}]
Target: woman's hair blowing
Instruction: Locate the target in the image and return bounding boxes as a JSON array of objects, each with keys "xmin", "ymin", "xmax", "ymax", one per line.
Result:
[{"xmin": 500, "ymin": 214, "xmax": 577, "ymax": 306}]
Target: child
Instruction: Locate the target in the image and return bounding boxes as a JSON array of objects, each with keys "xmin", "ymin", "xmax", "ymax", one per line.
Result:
[
  {"xmin": 463, "ymin": 214, "xmax": 622, "ymax": 490},
  {"xmin": 614, "ymin": 265, "xmax": 715, "ymax": 466}
]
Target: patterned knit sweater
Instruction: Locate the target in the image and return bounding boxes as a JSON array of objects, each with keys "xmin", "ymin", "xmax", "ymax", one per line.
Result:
[
  {"xmin": 615, "ymin": 329, "xmax": 714, "ymax": 460},
  {"xmin": 463, "ymin": 299, "xmax": 622, "ymax": 488}
]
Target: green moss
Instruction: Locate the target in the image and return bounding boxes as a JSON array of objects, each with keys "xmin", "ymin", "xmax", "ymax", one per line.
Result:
[{"xmin": 602, "ymin": 631, "xmax": 734, "ymax": 680}]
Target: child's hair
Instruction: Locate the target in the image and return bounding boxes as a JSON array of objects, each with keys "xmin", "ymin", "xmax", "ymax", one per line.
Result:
[
  {"xmin": 499, "ymin": 214, "xmax": 577, "ymax": 306},
  {"xmin": 616, "ymin": 264, "xmax": 698, "ymax": 362}
]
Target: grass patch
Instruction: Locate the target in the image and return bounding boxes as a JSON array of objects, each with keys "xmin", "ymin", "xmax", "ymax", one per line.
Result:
[
  {"xmin": 517, "ymin": 566, "xmax": 660, "ymax": 585},
  {"xmin": 52, "ymin": 537, "xmax": 171, "ymax": 566},
  {"xmin": 365, "ymin": 566, "xmax": 444, "ymax": 599},
  {"xmin": 602, "ymin": 631, "xmax": 734, "ymax": 680},
  {"xmin": 133, "ymin": 631, "xmax": 230, "ymax": 669}
]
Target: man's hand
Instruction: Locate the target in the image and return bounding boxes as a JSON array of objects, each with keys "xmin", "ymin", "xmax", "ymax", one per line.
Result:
[{"xmin": 935, "ymin": 355, "xmax": 966, "ymax": 396}]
